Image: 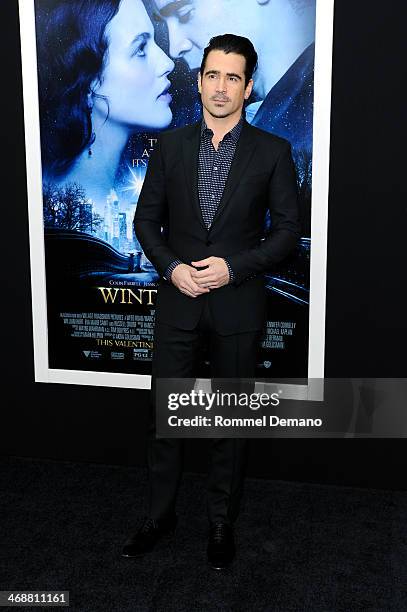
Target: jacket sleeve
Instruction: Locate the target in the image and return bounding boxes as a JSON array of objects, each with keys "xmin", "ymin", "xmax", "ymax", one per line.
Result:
[
  {"xmin": 226, "ymin": 141, "xmax": 301, "ymax": 286},
  {"xmin": 133, "ymin": 136, "xmax": 181, "ymax": 278}
]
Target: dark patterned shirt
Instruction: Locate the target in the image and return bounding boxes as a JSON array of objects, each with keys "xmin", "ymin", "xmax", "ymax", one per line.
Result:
[{"xmin": 165, "ymin": 115, "xmax": 244, "ymax": 283}]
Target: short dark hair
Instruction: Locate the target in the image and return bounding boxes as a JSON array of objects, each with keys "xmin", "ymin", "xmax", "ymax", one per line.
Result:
[{"xmin": 200, "ymin": 34, "xmax": 258, "ymax": 87}]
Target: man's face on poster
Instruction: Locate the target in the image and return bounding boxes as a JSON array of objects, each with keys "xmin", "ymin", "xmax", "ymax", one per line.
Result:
[{"xmin": 153, "ymin": 0, "xmax": 260, "ymax": 70}]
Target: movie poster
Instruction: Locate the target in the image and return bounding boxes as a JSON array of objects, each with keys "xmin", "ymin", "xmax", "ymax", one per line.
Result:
[{"xmin": 21, "ymin": 0, "xmax": 332, "ymax": 386}]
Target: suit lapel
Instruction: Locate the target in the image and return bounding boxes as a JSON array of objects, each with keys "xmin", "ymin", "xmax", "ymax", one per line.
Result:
[
  {"xmin": 210, "ymin": 121, "xmax": 257, "ymax": 229},
  {"xmin": 182, "ymin": 122, "xmax": 207, "ymax": 231},
  {"xmin": 181, "ymin": 119, "xmax": 257, "ymax": 231}
]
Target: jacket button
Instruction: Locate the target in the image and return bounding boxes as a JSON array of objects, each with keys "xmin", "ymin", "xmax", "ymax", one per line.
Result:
[{"xmin": 206, "ymin": 240, "xmax": 212, "ymax": 246}]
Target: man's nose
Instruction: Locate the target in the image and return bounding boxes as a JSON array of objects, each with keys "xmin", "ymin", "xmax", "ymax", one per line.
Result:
[
  {"xmin": 216, "ymin": 77, "xmax": 228, "ymax": 93},
  {"xmin": 167, "ymin": 19, "xmax": 193, "ymax": 59}
]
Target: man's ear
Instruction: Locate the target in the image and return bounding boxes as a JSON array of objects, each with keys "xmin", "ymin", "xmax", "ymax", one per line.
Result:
[
  {"xmin": 244, "ymin": 78, "xmax": 254, "ymax": 100},
  {"xmin": 197, "ymin": 71, "xmax": 202, "ymax": 94}
]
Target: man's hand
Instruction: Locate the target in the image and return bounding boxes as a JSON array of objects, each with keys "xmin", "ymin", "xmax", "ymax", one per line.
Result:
[
  {"xmin": 171, "ymin": 263, "xmax": 211, "ymax": 298},
  {"xmin": 190, "ymin": 257, "xmax": 230, "ymax": 289}
]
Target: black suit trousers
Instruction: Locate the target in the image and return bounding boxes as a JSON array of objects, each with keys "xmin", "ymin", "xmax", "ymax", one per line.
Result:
[{"xmin": 148, "ymin": 294, "xmax": 262, "ymax": 525}]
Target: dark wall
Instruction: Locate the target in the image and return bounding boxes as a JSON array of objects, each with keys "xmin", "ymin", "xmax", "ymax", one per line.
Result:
[{"xmin": 2, "ymin": 0, "xmax": 406, "ymax": 489}]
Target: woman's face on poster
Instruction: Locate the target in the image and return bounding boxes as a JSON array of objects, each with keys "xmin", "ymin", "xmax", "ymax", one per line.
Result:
[{"xmin": 92, "ymin": 0, "xmax": 175, "ymax": 130}]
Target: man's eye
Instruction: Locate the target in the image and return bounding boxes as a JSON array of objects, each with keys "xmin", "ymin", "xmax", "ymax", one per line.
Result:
[{"xmin": 177, "ymin": 7, "xmax": 195, "ymax": 24}]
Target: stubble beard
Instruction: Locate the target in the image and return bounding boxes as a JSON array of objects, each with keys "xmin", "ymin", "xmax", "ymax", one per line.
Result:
[
  {"xmin": 205, "ymin": 100, "xmax": 233, "ymax": 119},
  {"xmin": 208, "ymin": 110, "xmax": 231, "ymax": 118}
]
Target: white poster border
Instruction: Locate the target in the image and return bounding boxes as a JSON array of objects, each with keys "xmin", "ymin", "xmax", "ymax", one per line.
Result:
[{"xmin": 18, "ymin": 0, "xmax": 334, "ymax": 399}]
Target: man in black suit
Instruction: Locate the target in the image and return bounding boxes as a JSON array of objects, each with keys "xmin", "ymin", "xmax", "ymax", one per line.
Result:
[{"xmin": 123, "ymin": 34, "xmax": 300, "ymax": 570}]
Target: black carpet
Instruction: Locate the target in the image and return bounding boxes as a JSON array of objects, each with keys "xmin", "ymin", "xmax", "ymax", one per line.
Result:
[{"xmin": 1, "ymin": 456, "xmax": 406, "ymax": 611}]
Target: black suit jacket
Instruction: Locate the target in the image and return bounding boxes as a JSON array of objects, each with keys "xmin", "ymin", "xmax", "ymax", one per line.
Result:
[{"xmin": 134, "ymin": 119, "xmax": 300, "ymax": 335}]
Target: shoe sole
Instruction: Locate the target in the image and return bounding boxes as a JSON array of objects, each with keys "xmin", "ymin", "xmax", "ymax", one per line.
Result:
[
  {"xmin": 208, "ymin": 561, "xmax": 233, "ymax": 571},
  {"xmin": 207, "ymin": 554, "xmax": 234, "ymax": 571}
]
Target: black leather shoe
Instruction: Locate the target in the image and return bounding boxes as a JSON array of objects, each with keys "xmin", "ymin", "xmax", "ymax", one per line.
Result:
[
  {"xmin": 121, "ymin": 514, "xmax": 177, "ymax": 557},
  {"xmin": 207, "ymin": 522, "xmax": 235, "ymax": 570}
]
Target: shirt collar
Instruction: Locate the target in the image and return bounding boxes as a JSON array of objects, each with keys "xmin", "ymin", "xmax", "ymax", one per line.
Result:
[{"xmin": 200, "ymin": 114, "xmax": 245, "ymax": 143}]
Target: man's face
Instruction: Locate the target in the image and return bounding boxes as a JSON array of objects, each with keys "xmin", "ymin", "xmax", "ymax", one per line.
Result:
[
  {"xmin": 198, "ymin": 50, "xmax": 253, "ymax": 120},
  {"xmin": 154, "ymin": 0, "xmax": 260, "ymax": 70}
]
